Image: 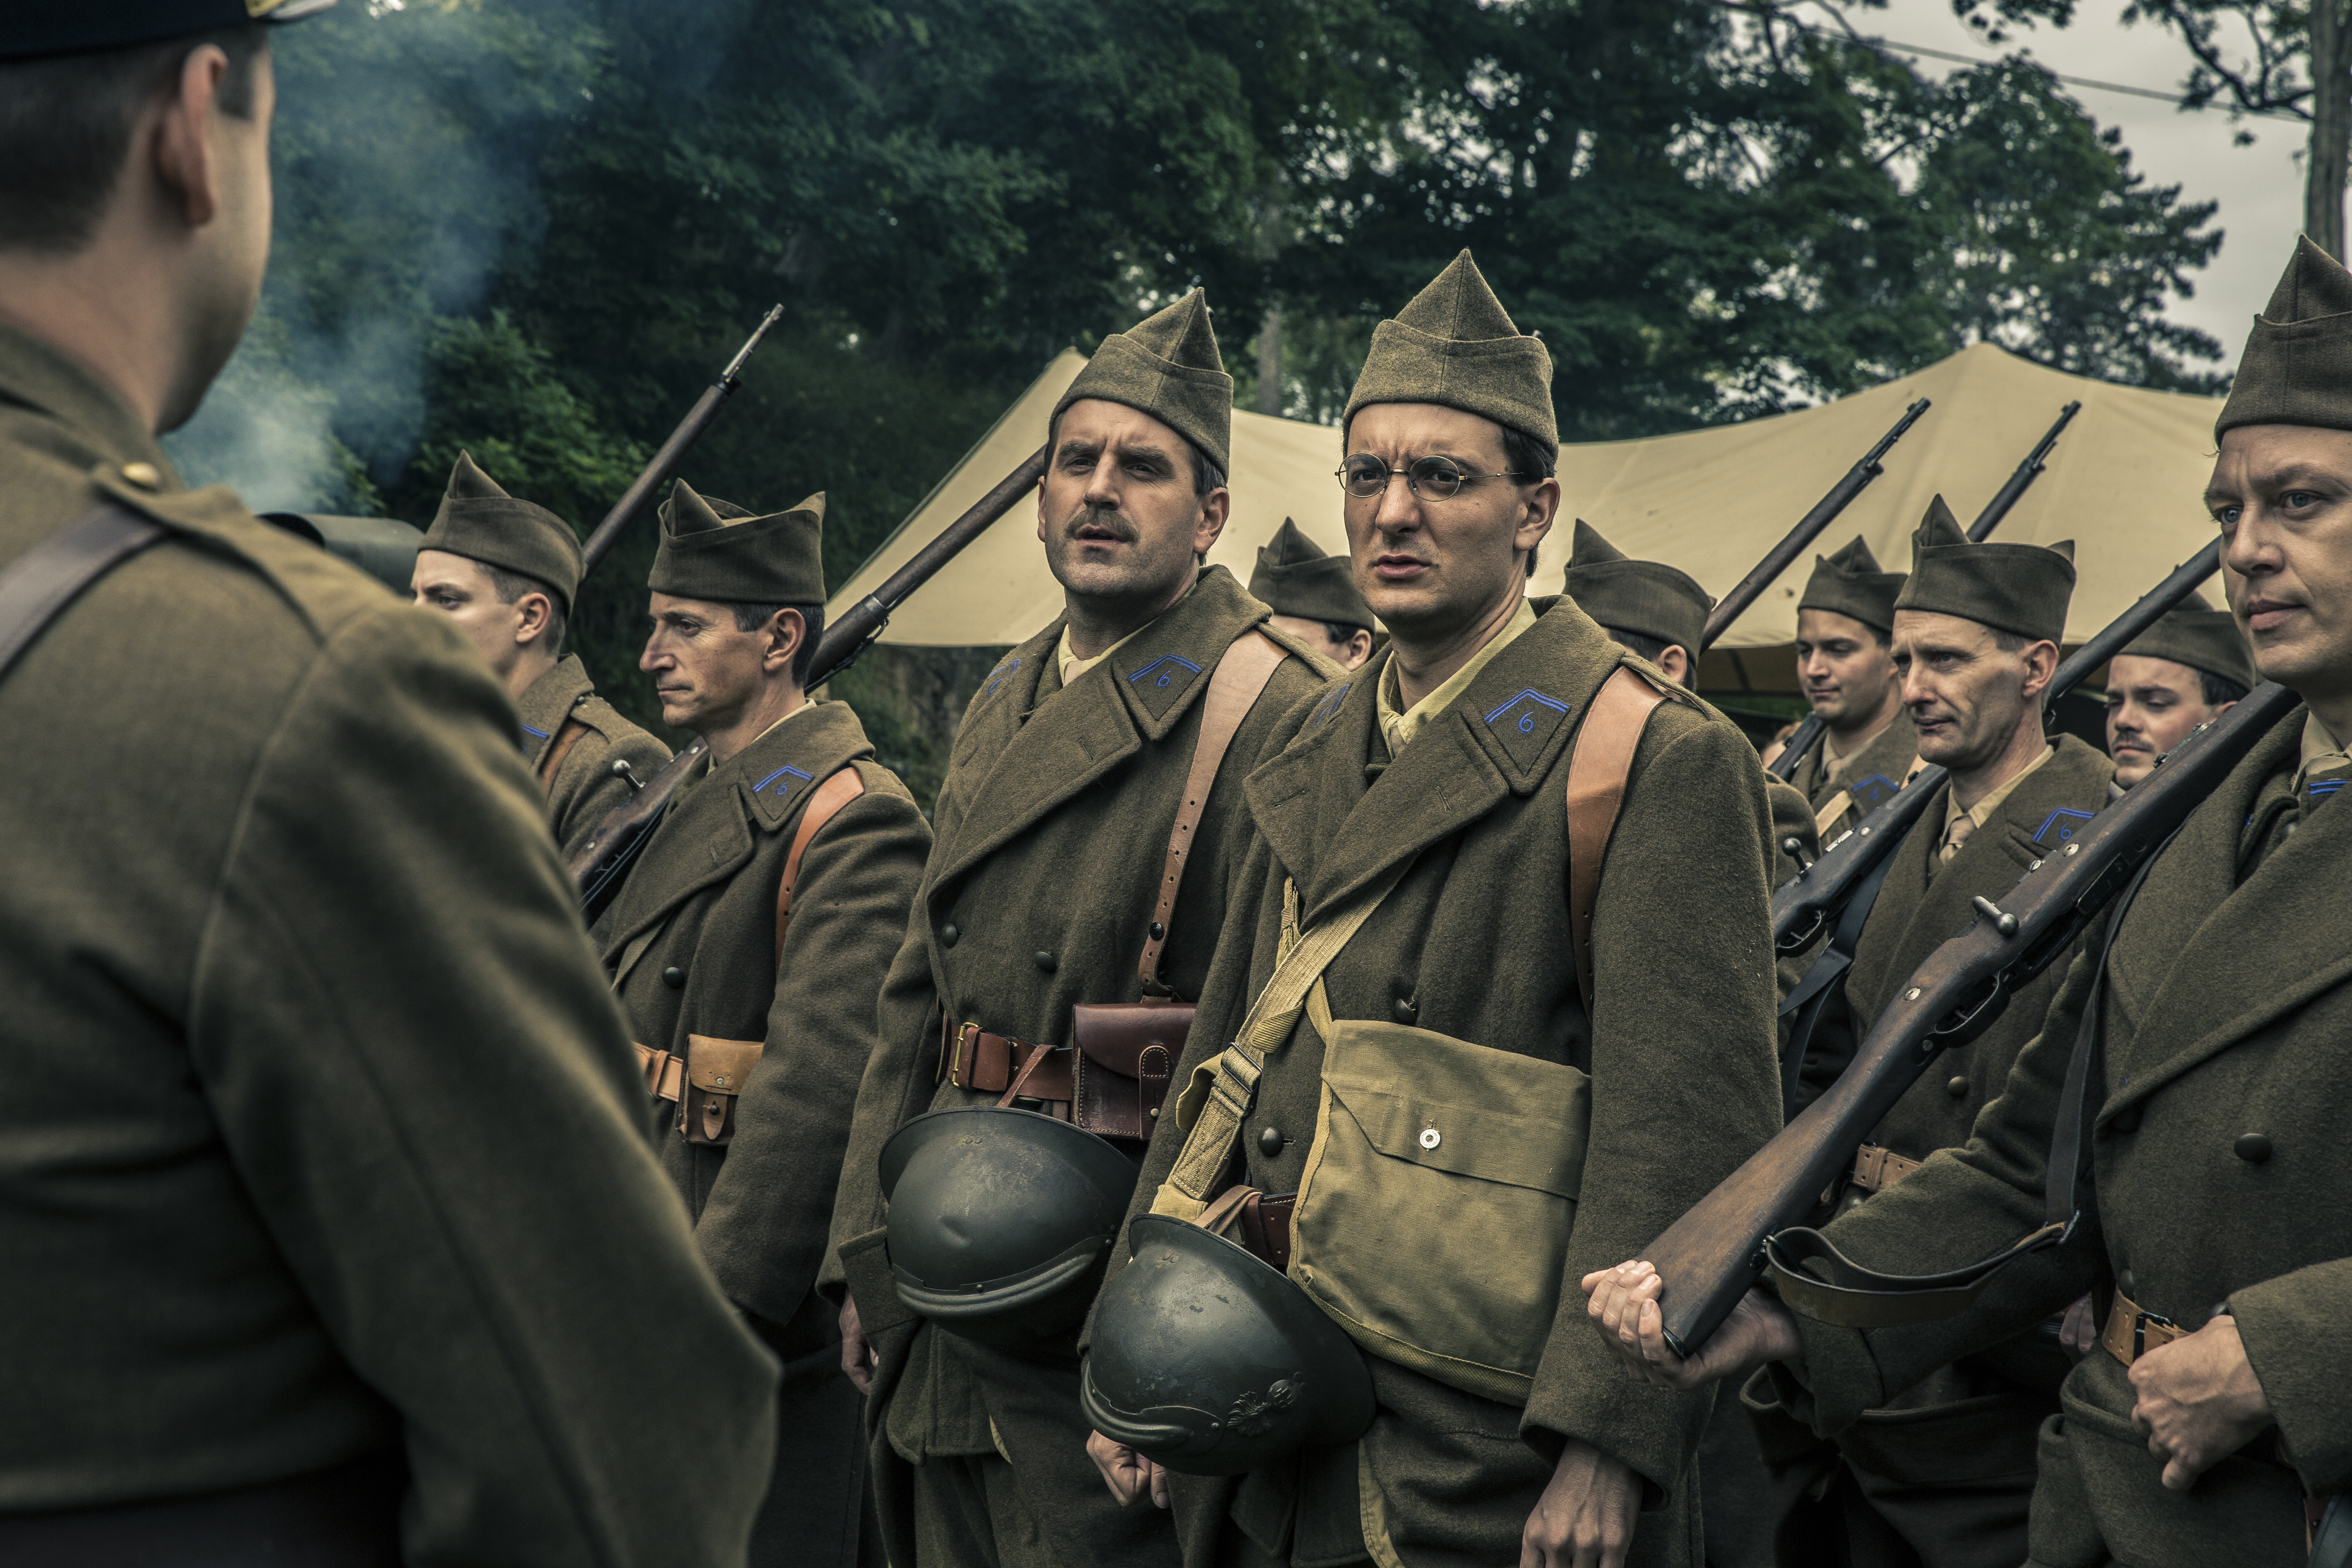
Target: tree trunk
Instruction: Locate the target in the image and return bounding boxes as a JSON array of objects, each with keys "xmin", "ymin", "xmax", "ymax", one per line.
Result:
[
  {"xmin": 1256, "ymin": 307, "xmax": 1282, "ymax": 416},
  {"xmin": 2307, "ymin": 0, "xmax": 2352, "ymax": 258}
]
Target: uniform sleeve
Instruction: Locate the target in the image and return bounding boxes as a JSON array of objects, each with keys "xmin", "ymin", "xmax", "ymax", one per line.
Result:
[
  {"xmin": 1778, "ymin": 944, "xmax": 2107, "ymax": 1436},
  {"xmin": 697, "ymin": 780, "xmax": 931, "ymax": 1329},
  {"xmin": 1524, "ymin": 713, "xmax": 1783, "ymax": 1503},
  {"xmin": 2222, "ymin": 1264, "xmax": 2352, "ymax": 1494},
  {"xmin": 186, "ymin": 605, "xmax": 777, "ymax": 1568}
]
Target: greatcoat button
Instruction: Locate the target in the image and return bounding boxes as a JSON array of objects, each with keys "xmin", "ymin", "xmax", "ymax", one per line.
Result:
[
  {"xmin": 2234, "ymin": 1133, "xmax": 2273, "ymax": 1164},
  {"xmin": 661, "ymin": 966, "xmax": 685, "ymax": 989},
  {"xmin": 1258, "ymin": 1126, "xmax": 1284, "ymax": 1156},
  {"xmin": 2118, "ymin": 1267, "xmax": 2136, "ymax": 1298},
  {"xmin": 1946, "ymin": 1076, "xmax": 1969, "ymax": 1098},
  {"xmin": 941, "ymin": 922, "xmax": 959, "ymax": 948},
  {"xmin": 121, "ymin": 461, "xmax": 163, "ymax": 490},
  {"xmin": 1034, "ymin": 951, "xmax": 1057, "ymax": 973},
  {"xmin": 1392, "ymin": 996, "xmax": 1418, "ymax": 1024}
]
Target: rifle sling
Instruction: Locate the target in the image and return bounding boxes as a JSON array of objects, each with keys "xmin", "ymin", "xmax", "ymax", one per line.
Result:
[
  {"xmin": 1764, "ymin": 837, "xmax": 2170, "ymax": 1329},
  {"xmin": 0, "ymin": 503, "xmax": 166, "ymax": 682}
]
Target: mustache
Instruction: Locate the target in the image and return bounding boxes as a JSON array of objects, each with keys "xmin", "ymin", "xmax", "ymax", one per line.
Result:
[{"xmin": 1061, "ymin": 503, "xmax": 1138, "ymax": 543}]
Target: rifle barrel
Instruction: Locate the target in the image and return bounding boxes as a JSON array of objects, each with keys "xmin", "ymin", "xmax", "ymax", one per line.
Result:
[
  {"xmin": 1700, "ymin": 399, "xmax": 1930, "ymax": 652},
  {"xmin": 579, "ymin": 304, "xmax": 785, "ymax": 575},
  {"xmin": 1651, "ymin": 681, "xmax": 2299, "ymax": 1356}
]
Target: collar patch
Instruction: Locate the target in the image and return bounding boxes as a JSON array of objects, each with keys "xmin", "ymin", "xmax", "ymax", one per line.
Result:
[
  {"xmin": 519, "ymin": 721, "xmax": 550, "ymax": 739},
  {"xmin": 1310, "ymin": 681, "xmax": 1352, "ymax": 730},
  {"xmin": 1128, "ymin": 653, "xmax": 1203, "ymax": 721},
  {"xmin": 1849, "ymin": 771, "xmax": 1904, "ymax": 812},
  {"xmin": 1483, "ymin": 688, "xmax": 1571, "ymax": 772},
  {"xmin": 2033, "ymin": 806, "xmax": 2096, "ymax": 846},
  {"xmin": 753, "ymin": 762, "xmax": 814, "ymax": 802},
  {"xmin": 979, "ymin": 656, "xmax": 1023, "ymax": 703}
]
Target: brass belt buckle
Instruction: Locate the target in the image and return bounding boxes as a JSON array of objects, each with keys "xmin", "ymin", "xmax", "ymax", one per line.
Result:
[{"xmin": 2133, "ymin": 1308, "xmax": 2178, "ymax": 1361}]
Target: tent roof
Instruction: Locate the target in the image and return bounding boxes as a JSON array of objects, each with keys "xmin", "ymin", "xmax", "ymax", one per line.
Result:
[{"xmin": 827, "ymin": 342, "xmax": 2226, "ymax": 675}]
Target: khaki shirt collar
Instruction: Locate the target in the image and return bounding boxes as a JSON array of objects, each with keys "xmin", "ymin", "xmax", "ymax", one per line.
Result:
[
  {"xmin": 2297, "ymin": 710, "xmax": 2347, "ymax": 780},
  {"xmin": 1376, "ymin": 595, "xmax": 1539, "ymax": 755},
  {"xmin": 1942, "ymin": 742, "xmax": 2055, "ymax": 841},
  {"xmin": 1054, "ymin": 577, "xmax": 1196, "ymax": 687}
]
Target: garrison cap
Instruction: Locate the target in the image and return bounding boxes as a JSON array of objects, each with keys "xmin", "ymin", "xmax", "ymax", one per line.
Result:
[
  {"xmin": 1561, "ymin": 519, "xmax": 1712, "ymax": 657},
  {"xmin": 1249, "ymin": 518, "xmax": 1375, "ymax": 632},
  {"xmin": 649, "ymin": 478, "xmax": 826, "ymax": 606},
  {"xmin": 1343, "ymin": 250, "xmax": 1557, "ymax": 459},
  {"xmin": 2, "ymin": 1, "xmax": 336, "ymax": 60},
  {"xmin": 1798, "ymin": 535, "xmax": 1905, "ymax": 634},
  {"xmin": 2216, "ymin": 236, "xmax": 2352, "ymax": 440},
  {"xmin": 1894, "ymin": 494, "xmax": 2075, "ymax": 645},
  {"xmin": 419, "ymin": 452, "xmax": 584, "ymax": 610},
  {"xmin": 1054, "ymin": 290, "xmax": 1233, "ymax": 474},
  {"xmin": 2116, "ymin": 592, "xmax": 2254, "ymax": 689}
]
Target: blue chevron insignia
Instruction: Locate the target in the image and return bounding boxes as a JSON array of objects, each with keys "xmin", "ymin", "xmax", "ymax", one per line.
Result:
[
  {"xmin": 753, "ymin": 763, "xmax": 814, "ymax": 800},
  {"xmin": 1483, "ymin": 688, "xmax": 1570, "ymax": 733},
  {"xmin": 1130, "ymin": 654, "xmax": 1204, "ymax": 691},
  {"xmin": 2033, "ymin": 806, "xmax": 2097, "ymax": 845},
  {"xmin": 1311, "ymin": 682, "xmax": 1352, "ymax": 729},
  {"xmin": 519, "ymin": 721, "xmax": 550, "ymax": 739},
  {"xmin": 2309, "ymin": 780, "xmax": 2347, "ymax": 796},
  {"xmin": 981, "ymin": 656, "xmax": 1022, "ymax": 699},
  {"xmin": 1850, "ymin": 772, "xmax": 1902, "ymax": 804}
]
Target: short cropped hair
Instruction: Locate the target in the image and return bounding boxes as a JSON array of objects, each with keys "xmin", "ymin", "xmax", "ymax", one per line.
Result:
[
  {"xmin": 2199, "ymin": 669, "xmax": 2250, "ymax": 707},
  {"xmin": 726, "ymin": 601, "xmax": 826, "ymax": 687},
  {"xmin": 1499, "ymin": 424, "xmax": 1555, "ymax": 579},
  {"xmin": 1606, "ymin": 627, "xmax": 1689, "ymax": 673},
  {"xmin": 481, "ymin": 564, "xmax": 568, "ymax": 651},
  {"xmin": 0, "ymin": 27, "xmax": 267, "ymax": 254}
]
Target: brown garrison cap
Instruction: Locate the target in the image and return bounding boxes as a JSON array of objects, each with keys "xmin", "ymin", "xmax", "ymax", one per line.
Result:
[
  {"xmin": 2117, "ymin": 592, "xmax": 2254, "ymax": 688},
  {"xmin": 649, "ymin": 478, "xmax": 826, "ymax": 605},
  {"xmin": 3, "ymin": 0, "xmax": 335, "ymax": 61},
  {"xmin": 1343, "ymin": 250, "xmax": 1558, "ymax": 459},
  {"xmin": 1250, "ymin": 518, "xmax": 1375, "ymax": 631},
  {"xmin": 1798, "ymin": 535, "xmax": 1906, "ymax": 633},
  {"xmin": 1561, "ymin": 519, "xmax": 1712, "ymax": 656},
  {"xmin": 1894, "ymin": 495, "xmax": 2075, "ymax": 644},
  {"xmin": 2216, "ymin": 236, "xmax": 2352, "ymax": 439},
  {"xmin": 1054, "ymin": 290, "xmax": 1233, "ymax": 473},
  {"xmin": 419, "ymin": 452, "xmax": 585, "ymax": 610}
]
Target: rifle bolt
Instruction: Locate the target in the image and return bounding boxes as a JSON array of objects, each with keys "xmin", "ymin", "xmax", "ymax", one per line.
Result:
[
  {"xmin": 2065, "ymin": 843, "xmax": 2080, "ymax": 856},
  {"xmin": 1905, "ymin": 988, "xmax": 1921, "ymax": 1001}
]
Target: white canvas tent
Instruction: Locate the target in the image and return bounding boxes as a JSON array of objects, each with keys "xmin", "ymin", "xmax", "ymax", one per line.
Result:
[{"xmin": 826, "ymin": 343, "xmax": 2227, "ymax": 690}]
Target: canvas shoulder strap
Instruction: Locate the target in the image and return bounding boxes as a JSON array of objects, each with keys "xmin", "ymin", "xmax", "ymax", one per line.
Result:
[
  {"xmin": 775, "ymin": 766, "xmax": 867, "ymax": 965},
  {"xmin": 0, "ymin": 503, "xmax": 166, "ymax": 683},
  {"xmin": 1566, "ymin": 665, "xmax": 1669, "ymax": 1011},
  {"xmin": 1133, "ymin": 627, "xmax": 1290, "ymax": 993}
]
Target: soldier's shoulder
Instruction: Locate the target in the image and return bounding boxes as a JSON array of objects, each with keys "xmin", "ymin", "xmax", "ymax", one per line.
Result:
[
  {"xmin": 1250, "ymin": 619, "xmax": 1345, "ymax": 681},
  {"xmin": 570, "ymin": 687, "xmax": 670, "ymax": 763}
]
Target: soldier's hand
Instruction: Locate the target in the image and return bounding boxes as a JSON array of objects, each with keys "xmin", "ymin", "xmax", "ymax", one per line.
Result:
[
  {"xmin": 838, "ymin": 1298, "xmax": 877, "ymax": 1394},
  {"xmin": 2058, "ymin": 1294, "xmax": 2097, "ymax": 1362},
  {"xmin": 1520, "ymin": 1439, "xmax": 1639, "ymax": 1568},
  {"xmin": 2129, "ymin": 1314, "xmax": 2274, "ymax": 1491},
  {"xmin": 1086, "ymin": 1430, "xmax": 1170, "ymax": 1509},
  {"xmin": 1581, "ymin": 1262, "xmax": 1802, "ymax": 1390}
]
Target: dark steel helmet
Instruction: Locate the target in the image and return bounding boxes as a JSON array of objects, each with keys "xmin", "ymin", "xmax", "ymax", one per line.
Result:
[
  {"xmin": 1080, "ymin": 1214, "xmax": 1375, "ymax": 1476},
  {"xmin": 881, "ymin": 1107, "xmax": 1140, "ymax": 1348}
]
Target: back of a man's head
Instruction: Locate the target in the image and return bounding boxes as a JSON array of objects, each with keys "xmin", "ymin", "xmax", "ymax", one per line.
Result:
[{"xmin": 0, "ymin": 27, "xmax": 266, "ymax": 255}]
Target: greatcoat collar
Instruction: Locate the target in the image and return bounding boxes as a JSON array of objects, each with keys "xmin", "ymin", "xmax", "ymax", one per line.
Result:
[{"xmin": 515, "ymin": 654, "xmax": 594, "ymax": 768}]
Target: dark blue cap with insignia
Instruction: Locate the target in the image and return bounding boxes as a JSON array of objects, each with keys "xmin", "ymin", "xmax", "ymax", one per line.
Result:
[{"xmin": 4, "ymin": 1, "xmax": 334, "ymax": 62}]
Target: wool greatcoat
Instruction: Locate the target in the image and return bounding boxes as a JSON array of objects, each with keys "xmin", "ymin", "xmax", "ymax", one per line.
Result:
[
  {"xmin": 1786, "ymin": 715, "xmax": 1921, "ymax": 841},
  {"xmin": 824, "ymin": 565, "xmax": 1332, "ymax": 1568},
  {"xmin": 600, "ymin": 697, "xmax": 929, "ymax": 1568},
  {"xmin": 0, "ymin": 321, "xmax": 777, "ymax": 1560},
  {"xmin": 1764, "ymin": 733, "xmax": 2114, "ymax": 1567},
  {"xmin": 1777, "ymin": 699, "xmax": 2352, "ymax": 1566},
  {"xmin": 517, "ymin": 651, "xmax": 670, "ymax": 860},
  {"xmin": 1106, "ymin": 595, "xmax": 1785, "ymax": 1568}
]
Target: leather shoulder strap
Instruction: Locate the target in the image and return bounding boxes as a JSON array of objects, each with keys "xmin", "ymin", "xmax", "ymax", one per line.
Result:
[
  {"xmin": 775, "ymin": 766, "xmax": 867, "ymax": 965},
  {"xmin": 0, "ymin": 503, "xmax": 166, "ymax": 682},
  {"xmin": 1566, "ymin": 665, "xmax": 1668, "ymax": 1012},
  {"xmin": 1135, "ymin": 627, "xmax": 1289, "ymax": 992},
  {"xmin": 535, "ymin": 715, "xmax": 591, "ymax": 795}
]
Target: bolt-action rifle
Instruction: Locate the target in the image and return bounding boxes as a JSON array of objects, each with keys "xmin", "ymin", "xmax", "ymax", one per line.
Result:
[
  {"xmin": 568, "ymin": 445, "xmax": 1052, "ymax": 922},
  {"xmin": 1768, "ymin": 401, "xmax": 2081, "ymax": 782},
  {"xmin": 1640, "ymin": 676, "xmax": 2298, "ymax": 1357}
]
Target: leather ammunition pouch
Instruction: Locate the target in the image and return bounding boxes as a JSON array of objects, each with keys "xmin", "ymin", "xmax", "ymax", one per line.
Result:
[
  {"xmin": 636, "ymin": 1034, "xmax": 764, "ymax": 1145},
  {"xmin": 1069, "ymin": 999, "xmax": 1184, "ymax": 1139},
  {"xmin": 1194, "ymin": 1183, "xmax": 1296, "ymax": 1273}
]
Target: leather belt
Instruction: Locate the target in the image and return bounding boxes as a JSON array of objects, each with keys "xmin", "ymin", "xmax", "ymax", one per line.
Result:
[
  {"xmin": 2098, "ymin": 1287, "xmax": 2188, "ymax": 1366},
  {"xmin": 947, "ymin": 1022, "xmax": 1074, "ymax": 1114},
  {"xmin": 634, "ymin": 1042, "xmax": 684, "ymax": 1102},
  {"xmin": 1850, "ymin": 1143, "xmax": 1921, "ymax": 1196}
]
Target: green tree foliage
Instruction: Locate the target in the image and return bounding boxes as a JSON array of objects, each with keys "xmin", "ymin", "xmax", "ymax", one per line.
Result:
[{"xmin": 165, "ymin": 0, "xmax": 2226, "ymax": 804}]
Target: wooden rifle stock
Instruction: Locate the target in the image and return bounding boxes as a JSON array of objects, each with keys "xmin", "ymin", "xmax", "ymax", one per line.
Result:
[
  {"xmin": 578, "ymin": 305, "xmax": 784, "ymax": 575},
  {"xmin": 1770, "ymin": 539, "xmax": 2224, "ymax": 953},
  {"xmin": 1650, "ymin": 680, "xmax": 2299, "ymax": 1357},
  {"xmin": 1768, "ymin": 401, "xmax": 2080, "ymax": 783},
  {"xmin": 1699, "ymin": 398, "xmax": 1930, "ymax": 651},
  {"xmin": 567, "ymin": 443, "xmax": 1051, "ymax": 920}
]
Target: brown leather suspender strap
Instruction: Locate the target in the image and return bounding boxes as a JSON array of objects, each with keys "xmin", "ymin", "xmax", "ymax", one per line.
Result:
[
  {"xmin": 0, "ymin": 503, "xmax": 165, "ymax": 682},
  {"xmin": 1134, "ymin": 628, "xmax": 1289, "ymax": 990},
  {"xmin": 1565, "ymin": 666, "xmax": 1668, "ymax": 1011},
  {"xmin": 775, "ymin": 766, "xmax": 866, "ymax": 964},
  {"xmin": 535, "ymin": 715, "xmax": 590, "ymax": 795}
]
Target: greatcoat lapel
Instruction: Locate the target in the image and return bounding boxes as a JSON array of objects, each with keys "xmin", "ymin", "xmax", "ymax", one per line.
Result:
[
  {"xmin": 927, "ymin": 566, "xmax": 1267, "ymax": 895},
  {"xmin": 2103, "ymin": 707, "xmax": 2348, "ymax": 1117}
]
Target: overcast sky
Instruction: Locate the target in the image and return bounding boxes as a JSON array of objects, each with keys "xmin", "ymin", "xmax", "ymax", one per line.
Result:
[{"xmin": 1844, "ymin": 0, "xmax": 2307, "ymax": 371}]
